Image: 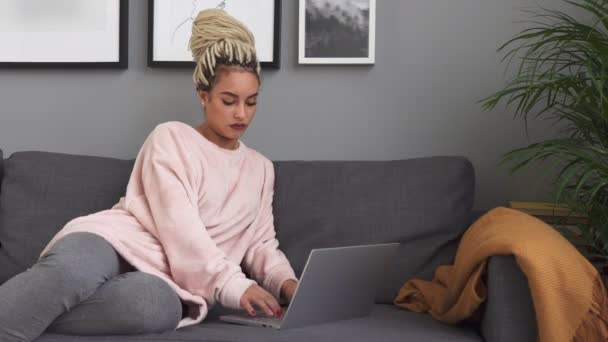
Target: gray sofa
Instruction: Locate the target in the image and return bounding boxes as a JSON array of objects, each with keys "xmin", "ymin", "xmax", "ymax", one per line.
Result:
[{"xmin": 0, "ymin": 149, "xmax": 537, "ymax": 341}]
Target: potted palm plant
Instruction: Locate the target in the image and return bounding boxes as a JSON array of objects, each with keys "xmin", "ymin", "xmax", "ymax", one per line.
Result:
[{"xmin": 480, "ymin": 0, "xmax": 608, "ymax": 280}]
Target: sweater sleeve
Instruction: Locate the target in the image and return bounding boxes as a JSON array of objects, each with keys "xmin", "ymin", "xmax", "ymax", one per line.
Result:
[
  {"xmin": 242, "ymin": 159, "xmax": 299, "ymax": 302},
  {"xmin": 128, "ymin": 124, "xmax": 255, "ymax": 310}
]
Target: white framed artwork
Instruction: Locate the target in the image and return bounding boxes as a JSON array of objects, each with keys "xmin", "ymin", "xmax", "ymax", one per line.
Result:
[
  {"xmin": 299, "ymin": 0, "xmax": 376, "ymax": 64},
  {"xmin": 0, "ymin": 0, "xmax": 128, "ymax": 69},
  {"xmin": 149, "ymin": 0, "xmax": 281, "ymax": 68}
]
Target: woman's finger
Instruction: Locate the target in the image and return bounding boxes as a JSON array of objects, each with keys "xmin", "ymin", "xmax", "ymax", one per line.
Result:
[
  {"xmin": 251, "ymin": 297, "xmax": 274, "ymax": 317},
  {"xmin": 264, "ymin": 296, "xmax": 281, "ymax": 316},
  {"xmin": 241, "ymin": 298, "xmax": 257, "ymax": 316},
  {"xmin": 259, "ymin": 291, "xmax": 280, "ymax": 314}
]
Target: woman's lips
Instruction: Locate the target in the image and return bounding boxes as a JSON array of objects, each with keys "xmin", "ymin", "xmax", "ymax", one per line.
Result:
[{"xmin": 230, "ymin": 124, "xmax": 246, "ymax": 131}]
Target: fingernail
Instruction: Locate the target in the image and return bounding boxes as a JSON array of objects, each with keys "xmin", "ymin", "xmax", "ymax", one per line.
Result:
[
  {"xmin": 276, "ymin": 309, "xmax": 283, "ymax": 316},
  {"xmin": 250, "ymin": 310, "xmax": 256, "ymax": 316}
]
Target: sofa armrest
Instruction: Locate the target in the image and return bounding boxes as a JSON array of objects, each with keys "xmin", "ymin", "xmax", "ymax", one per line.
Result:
[{"xmin": 479, "ymin": 255, "xmax": 537, "ymax": 342}]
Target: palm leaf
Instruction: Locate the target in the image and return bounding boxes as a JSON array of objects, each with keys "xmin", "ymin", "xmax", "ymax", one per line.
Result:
[{"xmin": 481, "ymin": 0, "xmax": 608, "ymax": 270}]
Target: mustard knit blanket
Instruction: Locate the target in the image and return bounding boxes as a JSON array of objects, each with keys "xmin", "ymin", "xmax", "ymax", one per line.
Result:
[{"xmin": 394, "ymin": 207, "xmax": 608, "ymax": 341}]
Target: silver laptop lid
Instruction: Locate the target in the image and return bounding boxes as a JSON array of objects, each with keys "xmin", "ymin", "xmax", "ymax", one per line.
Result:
[{"xmin": 279, "ymin": 242, "xmax": 400, "ymax": 329}]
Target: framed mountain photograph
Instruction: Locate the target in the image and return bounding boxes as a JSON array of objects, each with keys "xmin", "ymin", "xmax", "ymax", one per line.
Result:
[{"xmin": 299, "ymin": 0, "xmax": 376, "ymax": 64}]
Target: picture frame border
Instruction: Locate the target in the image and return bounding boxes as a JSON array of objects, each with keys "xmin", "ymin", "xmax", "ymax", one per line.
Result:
[
  {"xmin": 298, "ymin": 0, "xmax": 376, "ymax": 65},
  {"xmin": 147, "ymin": 0, "xmax": 282, "ymax": 69},
  {"xmin": 0, "ymin": 0, "xmax": 129, "ymax": 69}
]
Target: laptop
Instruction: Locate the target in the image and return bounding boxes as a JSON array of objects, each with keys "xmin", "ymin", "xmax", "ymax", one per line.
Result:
[{"xmin": 219, "ymin": 242, "xmax": 400, "ymax": 330}]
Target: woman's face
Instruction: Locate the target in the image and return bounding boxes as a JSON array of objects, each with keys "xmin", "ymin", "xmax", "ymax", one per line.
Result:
[{"xmin": 197, "ymin": 69, "xmax": 259, "ymax": 150}]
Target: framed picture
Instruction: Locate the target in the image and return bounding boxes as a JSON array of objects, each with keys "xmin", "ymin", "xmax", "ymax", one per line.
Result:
[
  {"xmin": 148, "ymin": 0, "xmax": 281, "ymax": 69},
  {"xmin": 299, "ymin": 0, "xmax": 376, "ymax": 64},
  {"xmin": 0, "ymin": 0, "xmax": 128, "ymax": 69}
]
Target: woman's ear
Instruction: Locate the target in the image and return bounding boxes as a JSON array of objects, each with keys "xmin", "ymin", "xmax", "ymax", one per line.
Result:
[{"xmin": 197, "ymin": 89, "xmax": 209, "ymax": 104}]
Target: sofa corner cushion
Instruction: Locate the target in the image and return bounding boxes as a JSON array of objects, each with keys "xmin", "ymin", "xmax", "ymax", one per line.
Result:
[{"xmin": 0, "ymin": 151, "xmax": 134, "ymax": 285}]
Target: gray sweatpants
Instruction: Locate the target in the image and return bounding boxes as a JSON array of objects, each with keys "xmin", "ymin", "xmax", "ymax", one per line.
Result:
[{"xmin": 0, "ymin": 232, "xmax": 183, "ymax": 342}]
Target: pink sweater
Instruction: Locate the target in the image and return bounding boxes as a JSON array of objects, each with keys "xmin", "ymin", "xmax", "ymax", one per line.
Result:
[{"xmin": 40, "ymin": 121, "xmax": 298, "ymax": 329}]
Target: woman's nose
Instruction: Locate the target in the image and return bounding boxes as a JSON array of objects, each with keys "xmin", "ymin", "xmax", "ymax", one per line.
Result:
[{"xmin": 235, "ymin": 104, "xmax": 246, "ymax": 119}]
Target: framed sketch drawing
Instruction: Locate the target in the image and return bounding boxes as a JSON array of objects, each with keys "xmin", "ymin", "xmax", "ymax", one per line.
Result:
[
  {"xmin": 0, "ymin": 0, "xmax": 128, "ymax": 69},
  {"xmin": 299, "ymin": 0, "xmax": 376, "ymax": 64},
  {"xmin": 148, "ymin": 0, "xmax": 281, "ymax": 69}
]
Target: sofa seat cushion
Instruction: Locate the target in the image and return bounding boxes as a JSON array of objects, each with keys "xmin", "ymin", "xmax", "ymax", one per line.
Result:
[{"xmin": 36, "ymin": 304, "xmax": 482, "ymax": 342}]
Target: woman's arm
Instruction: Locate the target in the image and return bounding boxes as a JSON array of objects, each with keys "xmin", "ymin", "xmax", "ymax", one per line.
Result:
[
  {"xmin": 242, "ymin": 159, "xmax": 299, "ymax": 302},
  {"xmin": 129, "ymin": 124, "xmax": 255, "ymax": 309}
]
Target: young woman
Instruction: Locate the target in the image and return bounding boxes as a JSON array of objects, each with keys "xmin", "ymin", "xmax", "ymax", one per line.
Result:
[{"xmin": 0, "ymin": 9, "xmax": 298, "ymax": 341}]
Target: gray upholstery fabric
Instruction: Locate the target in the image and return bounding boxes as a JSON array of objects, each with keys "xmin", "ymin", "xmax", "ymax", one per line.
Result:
[
  {"xmin": 0, "ymin": 149, "xmax": 3, "ymax": 194},
  {"xmin": 35, "ymin": 304, "xmax": 482, "ymax": 342},
  {"xmin": 0, "ymin": 151, "xmax": 134, "ymax": 284},
  {"xmin": 0, "ymin": 149, "xmax": 3, "ymax": 250},
  {"xmin": 273, "ymin": 157, "xmax": 475, "ymax": 303},
  {"xmin": 480, "ymin": 255, "xmax": 537, "ymax": 342}
]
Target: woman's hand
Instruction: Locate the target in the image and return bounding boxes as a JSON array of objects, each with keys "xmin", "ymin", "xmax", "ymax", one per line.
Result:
[
  {"xmin": 280, "ymin": 279, "xmax": 298, "ymax": 304},
  {"xmin": 240, "ymin": 284, "xmax": 282, "ymax": 317}
]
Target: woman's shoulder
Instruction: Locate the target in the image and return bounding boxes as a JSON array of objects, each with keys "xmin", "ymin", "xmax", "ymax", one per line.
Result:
[
  {"xmin": 135, "ymin": 121, "xmax": 205, "ymax": 167},
  {"xmin": 150, "ymin": 121, "xmax": 193, "ymax": 136},
  {"xmin": 144, "ymin": 121, "xmax": 199, "ymax": 147}
]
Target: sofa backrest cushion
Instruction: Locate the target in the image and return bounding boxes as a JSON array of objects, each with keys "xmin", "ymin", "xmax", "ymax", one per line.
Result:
[
  {"xmin": 0, "ymin": 151, "xmax": 134, "ymax": 284},
  {"xmin": 0, "ymin": 152, "xmax": 475, "ymax": 305},
  {"xmin": 272, "ymin": 156, "xmax": 475, "ymax": 303}
]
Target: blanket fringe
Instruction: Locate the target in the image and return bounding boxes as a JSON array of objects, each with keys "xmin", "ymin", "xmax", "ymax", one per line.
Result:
[{"xmin": 573, "ymin": 274, "xmax": 608, "ymax": 342}]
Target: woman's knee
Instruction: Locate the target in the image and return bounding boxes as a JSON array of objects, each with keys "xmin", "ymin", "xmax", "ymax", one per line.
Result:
[
  {"xmin": 48, "ymin": 272, "xmax": 182, "ymax": 335},
  {"xmin": 109, "ymin": 272, "xmax": 182, "ymax": 333},
  {"xmin": 37, "ymin": 232, "xmax": 121, "ymax": 291}
]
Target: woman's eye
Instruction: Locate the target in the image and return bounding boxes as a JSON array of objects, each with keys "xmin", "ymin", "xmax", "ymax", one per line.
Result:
[{"xmin": 221, "ymin": 99, "xmax": 256, "ymax": 106}]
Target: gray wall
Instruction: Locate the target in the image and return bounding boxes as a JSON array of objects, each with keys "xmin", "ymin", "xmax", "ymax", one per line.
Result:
[{"xmin": 0, "ymin": 0, "xmax": 574, "ymax": 210}]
